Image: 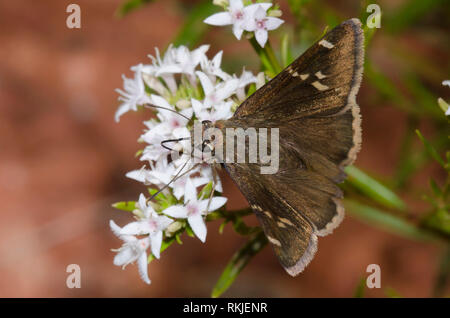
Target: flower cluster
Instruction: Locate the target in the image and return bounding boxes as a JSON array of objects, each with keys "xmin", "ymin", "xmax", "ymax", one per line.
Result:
[
  {"xmin": 111, "ymin": 43, "xmax": 261, "ymax": 284},
  {"xmin": 204, "ymin": 0, "xmax": 284, "ymax": 47}
]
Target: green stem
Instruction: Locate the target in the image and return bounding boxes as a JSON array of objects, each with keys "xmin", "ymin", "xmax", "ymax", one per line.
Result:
[
  {"xmin": 264, "ymin": 41, "xmax": 283, "ymax": 74},
  {"xmin": 249, "ymin": 36, "xmax": 282, "ymax": 77}
]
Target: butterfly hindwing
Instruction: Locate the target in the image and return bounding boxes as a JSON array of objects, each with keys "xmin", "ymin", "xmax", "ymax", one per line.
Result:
[
  {"xmin": 217, "ymin": 19, "xmax": 364, "ymax": 275},
  {"xmin": 223, "ymin": 163, "xmax": 318, "ymax": 275}
]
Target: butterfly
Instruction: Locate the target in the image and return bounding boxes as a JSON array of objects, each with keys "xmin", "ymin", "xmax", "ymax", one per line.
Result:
[{"xmin": 200, "ymin": 18, "xmax": 364, "ymax": 276}]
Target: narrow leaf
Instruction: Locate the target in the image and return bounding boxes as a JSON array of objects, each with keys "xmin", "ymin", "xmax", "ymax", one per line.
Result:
[
  {"xmin": 345, "ymin": 199, "xmax": 444, "ymax": 244},
  {"xmin": 211, "ymin": 231, "xmax": 267, "ymax": 298},
  {"xmin": 116, "ymin": 0, "xmax": 155, "ymax": 18},
  {"xmin": 112, "ymin": 201, "xmax": 136, "ymax": 212},
  {"xmin": 415, "ymin": 130, "xmax": 445, "ymax": 167},
  {"xmin": 345, "ymin": 166, "xmax": 406, "ymax": 211}
]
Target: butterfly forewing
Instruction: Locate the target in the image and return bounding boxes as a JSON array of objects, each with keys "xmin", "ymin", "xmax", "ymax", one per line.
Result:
[{"xmin": 217, "ymin": 19, "xmax": 364, "ymax": 275}]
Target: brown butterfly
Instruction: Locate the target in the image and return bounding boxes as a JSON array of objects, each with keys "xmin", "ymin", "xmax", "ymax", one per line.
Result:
[{"xmin": 194, "ymin": 18, "xmax": 363, "ymax": 276}]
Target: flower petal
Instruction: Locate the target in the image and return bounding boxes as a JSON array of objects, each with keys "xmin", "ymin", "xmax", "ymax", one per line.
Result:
[
  {"xmin": 109, "ymin": 220, "xmax": 123, "ymax": 239},
  {"xmin": 196, "ymin": 71, "xmax": 214, "ymax": 96},
  {"xmin": 113, "ymin": 247, "xmax": 134, "ymax": 267},
  {"xmin": 114, "ymin": 103, "xmax": 131, "ymax": 122},
  {"xmin": 216, "ymin": 79, "xmax": 239, "ymax": 102},
  {"xmin": 163, "ymin": 205, "xmax": 188, "ymax": 218},
  {"xmin": 184, "ymin": 178, "xmax": 198, "ymax": 204},
  {"xmin": 255, "ymin": 29, "xmax": 268, "ymax": 47},
  {"xmin": 232, "ymin": 24, "xmax": 244, "ymax": 40},
  {"xmin": 188, "ymin": 214, "xmax": 207, "ymax": 243},
  {"xmin": 198, "ymin": 196, "xmax": 227, "ymax": 213},
  {"xmin": 191, "ymin": 98, "xmax": 206, "ymax": 118},
  {"xmin": 265, "ymin": 17, "xmax": 284, "ymax": 31},
  {"xmin": 157, "ymin": 215, "xmax": 174, "ymax": 230},
  {"xmin": 121, "ymin": 221, "xmax": 151, "ymax": 236},
  {"xmin": 138, "ymin": 193, "xmax": 147, "ymax": 211},
  {"xmin": 229, "ymin": 0, "xmax": 244, "ymax": 11},
  {"xmin": 150, "ymin": 231, "xmax": 163, "ymax": 259},
  {"xmin": 137, "ymin": 252, "xmax": 151, "ymax": 284},
  {"xmin": 204, "ymin": 12, "xmax": 233, "ymax": 26}
]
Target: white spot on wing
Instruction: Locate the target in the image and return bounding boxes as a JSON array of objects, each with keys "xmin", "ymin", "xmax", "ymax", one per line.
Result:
[
  {"xmin": 267, "ymin": 236, "xmax": 281, "ymax": 247},
  {"xmin": 300, "ymin": 74, "xmax": 309, "ymax": 80},
  {"xmin": 312, "ymin": 81, "xmax": 329, "ymax": 91},
  {"xmin": 315, "ymin": 71, "xmax": 326, "ymax": 79},
  {"xmin": 319, "ymin": 39, "xmax": 334, "ymax": 49},
  {"xmin": 279, "ymin": 217, "xmax": 294, "ymax": 226}
]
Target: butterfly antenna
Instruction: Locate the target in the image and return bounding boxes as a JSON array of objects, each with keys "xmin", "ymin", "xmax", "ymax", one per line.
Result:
[
  {"xmin": 160, "ymin": 137, "xmax": 190, "ymax": 151},
  {"xmin": 144, "ymin": 103, "xmax": 190, "ymax": 121}
]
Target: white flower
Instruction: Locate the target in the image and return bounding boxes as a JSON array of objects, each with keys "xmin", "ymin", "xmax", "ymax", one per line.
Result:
[
  {"xmin": 244, "ymin": 5, "xmax": 284, "ymax": 47},
  {"xmin": 192, "ymin": 99, "xmax": 234, "ymax": 122},
  {"xmin": 118, "ymin": 194, "xmax": 173, "ymax": 259},
  {"xmin": 115, "ymin": 64, "xmax": 152, "ymax": 122},
  {"xmin": 110, "ymin": 220, "xmax": 151, "ymax": 284},
  {"xmin": 163, "ymin": 179, "xmax": 227, "ymax": 242},
  {"xmin": 172, "ymin": 45, "xmax": 210, "ymax": 76},
  {"xmin": 196, "ymin": 71, "xmax": 239, "ymax": 108},
  {"xmin": 204, "ymin": 0, "xmax": 272, "ymax": 40},
  {"xmin": 442, "ymin": 80, "xmax": 450, "ymax": 87},
  {"xmin": 140, "ymin": 95, "xmax": 192, "ymax": 162},
  {"xmin": 200, "ymin": 50, "xmax": 231, "ymax": 82},
  {"xmin": 236, "ymin": 69, "xmax": 257, "ymax": 101}
]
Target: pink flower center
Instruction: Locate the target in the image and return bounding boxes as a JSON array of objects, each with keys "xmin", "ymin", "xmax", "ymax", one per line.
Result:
[
  {"xmin": 187, "ymin": 203, "xmax": 199, "ymax": 216},
  {"xmin": 233, "ymin": 10, "xmax": 244, "ymax": 21},
  {"xmin": 256, "ymin": 19, "xmax": 267, "ymax": 29},
  {"xmin": 170, "ymin": 118, "xmax": 180, "ymax": 128},
  {"xmin": 148, "ymin": 219, "xmax": 158, "ymax": 232}
]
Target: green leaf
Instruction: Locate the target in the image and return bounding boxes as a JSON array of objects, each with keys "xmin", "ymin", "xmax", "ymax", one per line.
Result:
[
  {"xmin": 280, "ymin": 33, "xmax": 293, "ymax": 67},
  {"xmin": 415, "ymin": 130, "xmax": 446, "ymax": 168},
  {"xmin": 385, "ymin": 0, "xmax": 446, "ymax": 33},
  {"xmin": 422, "ymin": 209, "xmax": 450, "ymax": 235},
  {"xmin": 116, "ymin": 0, "xmax": 155, "ymax": 18},
  {"xmin": 345, "ymin": 166, "xmax": 406, "ymax": 211},
  {"xmin": 430, "ymin": 179, "xmax": 442, "ymax": 197},
  {"xmin": 211, "ymin": 231, "xmax": 267, "ymax": 298},
  {"xmin": 185, "ymin": 224, "xmax": 195, "ymax": 237},
  {"xmin": 135, "ymin": 149, "xmax": 144, "ymax": 158},
  {"xmin": 353, "ymin": 277, "xmax": 366, "ymax": 298},
  {"xmin": 345, "ymin": 200, "xmax": 443, "ymax": 244},
  {"xmin": 112, "ymin": 201, "xmax": 136, "ymax": 212},
  {"xmin": 198, "ymin": 182, "xmax": 213, "ymax": 200},
  {"xmin": 385, "ymin": 287, "xmax": 402, "ymax": 298},
  {"xmin": 173, "ymin": 1, "xmax": 217, "ymax": 47}
]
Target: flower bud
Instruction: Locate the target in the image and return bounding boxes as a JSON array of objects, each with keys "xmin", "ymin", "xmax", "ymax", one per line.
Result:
[
  {"xmin": 268, "ymin": 10, "xmax": 282, "ymax": 18},
  {"xmin": 213, "ymin": 0, "xmax": 228, "ymax": 9},
  {"xmin": 176, "ymin": 99, "xmax": 191, "ymax": 109},
  {"xmin": 165, "ymin": 221, "xmax": 184, "ymax": 237}
]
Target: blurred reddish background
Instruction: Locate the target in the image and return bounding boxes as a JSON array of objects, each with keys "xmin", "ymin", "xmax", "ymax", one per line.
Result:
[{"xmin": 0, "ymin": 0, "xmax": 447, "ymax": 297}]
